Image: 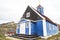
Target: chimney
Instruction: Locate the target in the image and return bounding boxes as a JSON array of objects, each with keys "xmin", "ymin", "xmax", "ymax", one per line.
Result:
[{"xmin": 37, "ymin": 4, "xmax": 44, "ymax": 14}]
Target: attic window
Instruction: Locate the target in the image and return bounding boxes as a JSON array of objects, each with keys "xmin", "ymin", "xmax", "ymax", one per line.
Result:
[{"xmin": 26, "ymin": 12, "xmax": 30, "ymax": 18}]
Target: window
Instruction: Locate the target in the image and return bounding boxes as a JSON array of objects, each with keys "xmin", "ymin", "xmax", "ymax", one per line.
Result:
[
  {"xmin": 20, "ymin": 23, "xmax": 25, "ymax": 34},
  {"xmin": 49, "ymin": 23, "xmax": 52, "ymax": 30},
  {"xmin": 53, "ymin": 25, "xmax": 55, "ymax": 30},
  {"xmin": 26, "ymin": 12, "xmax": 30, "ymax": 18},
  {"xmin": 25, "ymin": 22, "xmax": 29, "ymax": 28}
]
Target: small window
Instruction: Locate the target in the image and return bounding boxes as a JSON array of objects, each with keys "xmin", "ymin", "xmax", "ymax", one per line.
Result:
[
  {"xmin": 53, "ymin": 25, "xmax": 54, "ymax": 30},
  {"xmin": 49, "ymin": 23, "xmax": 52, "ymax": 30},
  {"xmin": 25, "ymin": 22, "xmax": 29, "ymax": 28},
  {"xmin": 26, "ymin": 12, "xmax": 30, "ymax": 18}
]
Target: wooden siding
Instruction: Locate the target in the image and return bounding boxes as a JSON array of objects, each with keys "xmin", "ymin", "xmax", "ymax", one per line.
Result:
[
  {"xmin": 46, "ymin": 21, "xmax": 58, "ymax": 36},
  {"xmin": 36, "ymin": 20, "xmax": 43, "ymax": 36},
  {"xmin": 22, "ymin": 6, "xmax": 42, "ymax": 21}
]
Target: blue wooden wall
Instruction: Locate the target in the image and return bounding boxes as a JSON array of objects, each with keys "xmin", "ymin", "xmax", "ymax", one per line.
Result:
[
  {"xmin": 25, "ymin": 22, "xmax": 36, "ymax": 35},
  {"xmin": 16, "ymin": 19, "xmax": 58, "ymax": 36},
  {"xmin": 25, "ymin": 23, "xmax": 29, "ymax": 35},
  {"xmin": 36, "ymin": 20, "xmax": 43, "ymax": 36},
  {"xmin": 16, "ymin": 23, "xmax": 20, "ymax": 34},
  {"xmin": 31, "ymin": 22, "xmax": 36, "ymax": 35},
  {"xmin": 16, "ymin": 26, "xmax": 20, "ymax": 34},
  {"xmin": 46, "ymin": 21, "xmax": 58, "ymax": 36}
]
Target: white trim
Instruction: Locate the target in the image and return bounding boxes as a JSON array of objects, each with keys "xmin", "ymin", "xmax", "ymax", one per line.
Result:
[
  {"xmin": 29, "ymin": 21, "xmax": 31, "ymax": 35},
  {"xmin": 16, "ymin": 24, "xmax": 20, "ymax": 34},
  {"xmin": 16, "ymin": 26, "xmax": 19, "ymax": 34},
  {"xmin": 19, "ymin": 26, "xmax": 20, "ymax": 34},
  {"xmin": 22, "ymin": 18, "xmax": 43, "ymax": 22},
  {"xmin": 43, "ymin": 19, "xmax": 47, "ymax": 36},
  {"xmin": 36, "ymin": 20, "xmax": 42, "ymax": 21},
  {"xmin": 26, "ymin": 12, "xmax": 30, "ymax": 18},
  {"xmin": 21, "ymin": 18, "xmax": 36, "ymax": 22},
  {"xmin": 57, "ymin": 26, "xmax": 59, "ymax": 32},
  {"xmin": 20, "ymin": 23, "xmax": 25, "ymax": 34}
]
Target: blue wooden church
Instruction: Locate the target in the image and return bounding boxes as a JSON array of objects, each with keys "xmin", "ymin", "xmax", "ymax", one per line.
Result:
[{"xmin": 16, "ymin": 5, "xmax": 59, "ymax": 38}]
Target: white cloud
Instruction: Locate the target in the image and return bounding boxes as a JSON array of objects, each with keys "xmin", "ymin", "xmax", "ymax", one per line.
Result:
[{"xmin": 0, "ymin": 0, "xmax": 60, "ymax": 24}]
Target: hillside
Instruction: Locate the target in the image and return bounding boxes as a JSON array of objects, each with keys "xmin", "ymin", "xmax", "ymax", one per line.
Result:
[{"xmin": 0, "ymin": 22, "xmax": 17, "ymax": 36}]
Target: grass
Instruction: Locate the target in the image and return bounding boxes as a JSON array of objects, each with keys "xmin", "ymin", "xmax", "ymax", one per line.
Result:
[
  {"xmin": 0, "ymin": 35, "xmax": 10, "ymax": 40},
  {"xmin": 36, "ymin": 32, "xmax": 60, "ymax": 40},
  {"xmin": 47, "ymin": 32, "xmax": 60, "ymax": 40},
  {"xmin": 0, "ymin": 31, "xmax": 10, "ymax": 40}
]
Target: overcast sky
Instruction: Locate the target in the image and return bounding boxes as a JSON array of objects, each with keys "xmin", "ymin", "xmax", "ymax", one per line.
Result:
[{"xmin": 0, "ymin": 0, "xmax": 60, "ymax": 24}]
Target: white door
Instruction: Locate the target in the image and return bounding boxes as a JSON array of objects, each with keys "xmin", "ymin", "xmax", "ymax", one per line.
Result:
[{"xmin": 20, "ymin": 23, "xmax": 25, "ymax": 34}]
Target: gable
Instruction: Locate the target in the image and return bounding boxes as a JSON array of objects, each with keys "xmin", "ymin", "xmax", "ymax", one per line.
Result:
[{"xmin": 22, "ymin": 6, "xmax": 42, "ymax": 21}]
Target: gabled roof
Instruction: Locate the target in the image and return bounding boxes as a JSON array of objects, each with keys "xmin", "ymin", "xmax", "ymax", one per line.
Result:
[
  {"xmin": 22, "ymin": 6, "xmax": 56, "ymax": 25},
  {"xmin": 22, "ymin": 6, "xmax": 42, "ymax": 21}
]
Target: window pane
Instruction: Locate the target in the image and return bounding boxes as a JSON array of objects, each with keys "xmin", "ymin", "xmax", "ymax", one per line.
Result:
[{"xmin": 25, "ymin": 22, "xmax": 29, "ymax": 28}]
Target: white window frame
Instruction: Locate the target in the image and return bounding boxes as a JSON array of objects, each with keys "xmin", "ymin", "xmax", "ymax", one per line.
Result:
[{"xmin": 26, "ymin": 12, "xmax": 30, "ymax": 18}]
